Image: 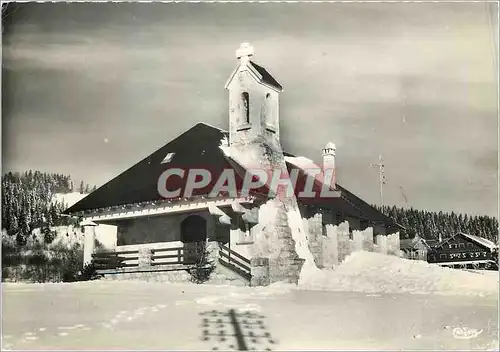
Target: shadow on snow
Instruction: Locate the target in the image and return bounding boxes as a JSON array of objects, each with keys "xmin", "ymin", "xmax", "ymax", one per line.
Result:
[{"xmin": 199, "ymin": 309, "xmax": 278, "ymax": 351}]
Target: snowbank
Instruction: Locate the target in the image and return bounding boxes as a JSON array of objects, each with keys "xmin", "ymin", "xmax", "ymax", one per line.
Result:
[{"xmin": 300, "ymin": 251, "xmax": 499, "ymax": 296}]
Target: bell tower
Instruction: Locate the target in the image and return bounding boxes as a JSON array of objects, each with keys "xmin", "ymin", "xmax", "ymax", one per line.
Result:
[{"xmin": 225, "ymin": 43, "xmax": 283, "ymax": 147}]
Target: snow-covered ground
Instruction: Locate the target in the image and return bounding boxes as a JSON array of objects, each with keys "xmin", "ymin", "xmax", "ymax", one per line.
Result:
[
  {"xmin": 2, "ymin": 252, "xmax": 498, "ymax": 350},
  {"xmin": 2, "ymin": 280, "xmax": 498, "ymax": 351},
  {"xmin": 52, "ymin": 192, "xmax": 87, "ymax": 208},
  {"xmin": 300, "ymin": 251, "xmax": 499, "ymax": 297}
]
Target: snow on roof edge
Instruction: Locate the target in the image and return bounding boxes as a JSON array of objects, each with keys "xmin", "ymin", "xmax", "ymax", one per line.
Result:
[
  {"xmin": 198, "ymin": 122, "xmax": 227, "ymax": 133},
  {"xmin": 460, "ymin": 232, "xmax": 498, "ymax": 250}
]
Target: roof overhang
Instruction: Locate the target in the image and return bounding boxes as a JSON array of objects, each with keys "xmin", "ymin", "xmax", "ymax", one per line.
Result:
[{"xmin": 79, "ymin": 197, "xmax": 255, "ymax": 222}]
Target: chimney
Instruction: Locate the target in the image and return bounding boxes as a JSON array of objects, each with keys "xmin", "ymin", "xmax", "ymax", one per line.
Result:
[{"xmin": 322, "ymin": 142, "xmax": 337, "ymax": 190}]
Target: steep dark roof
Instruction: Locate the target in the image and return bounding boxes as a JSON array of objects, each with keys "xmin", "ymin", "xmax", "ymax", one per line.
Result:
[
  {"xmin": 249, "ymin": 61, "xmax": 283, "ymax": 91},
  {"xmin": 337, "ymin": 185, "xmax": 401, "ymax": 229},
  {"xmin": 64, "ymin": 123, "xmax": 233, "ymax": 214}
]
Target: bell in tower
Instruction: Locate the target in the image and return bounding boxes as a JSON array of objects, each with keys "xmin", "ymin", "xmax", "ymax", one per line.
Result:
[{"xmin": 225, "ymin": 43, "xmax": 283, "ymax": 147}]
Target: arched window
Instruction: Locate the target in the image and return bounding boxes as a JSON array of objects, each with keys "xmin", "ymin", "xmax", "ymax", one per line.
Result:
[
  {"xmin": 264, "ymin": 93, "xmax": 276, "ymax": 133},
  {"xmin": 241, "ymin": 92, "xmax": 249, "ymax": 124},
  {"xmin": 264, "ymin": 93, "xmax": 271, "ymax": 120}
]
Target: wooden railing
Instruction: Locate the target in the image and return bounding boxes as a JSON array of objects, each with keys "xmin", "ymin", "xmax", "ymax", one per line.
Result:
[
  {"xmin": 151, "ymin": 245, "xmax": 200, "ymax": 266},
  {"xmin": 92, "ymin": 245, "xmax": 204, "ymax": 271},
  {"xmin": 92, "ymin": 242, "xmax": 253, "ymax": 279},
  {"xmin": 218, "ymin": 243, "xmax": 251, "ymax": 281},
  {"xmin": 92, "ymin": 250, "xmax": 140, "ymax": 270}
]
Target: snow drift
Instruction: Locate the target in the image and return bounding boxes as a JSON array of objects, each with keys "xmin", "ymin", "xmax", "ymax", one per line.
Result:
[
  {"xmin": 52, "ymin": 192, "xmax": 88, "ymax": 208},
  {"xmin": 300, "ymin": 251, "xmax": 499, "ymax": 296}
]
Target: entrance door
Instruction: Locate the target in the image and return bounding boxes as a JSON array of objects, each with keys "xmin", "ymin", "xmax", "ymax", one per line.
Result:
[{"xmin": 180, "ymin": 215, "xmax": 207, "ymax": 264}]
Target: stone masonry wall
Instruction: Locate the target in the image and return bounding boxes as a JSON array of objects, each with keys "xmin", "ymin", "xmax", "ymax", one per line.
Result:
[
  {"xmin": 101, "ymin": 266, "xmax": 191, "ymax": 283},
  {"xmin": 226, "ymin": 134, "xmax": 308, "ymax": 285},
  {"xmin": 303, "ymin": 214, "xmax": 323, "ymax": 268},
  {"xmin": 116, "ymin": 211, "xmax": 213, "ymax": 246},
  {"xmin": 304, "ymin": 214, "xmax": 402, "ymax": 270}
]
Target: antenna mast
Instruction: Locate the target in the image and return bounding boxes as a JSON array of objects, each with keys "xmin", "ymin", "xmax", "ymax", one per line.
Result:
[{"xmin": 370, "ymin": 155, "xmax": 386, "ymax": 206}]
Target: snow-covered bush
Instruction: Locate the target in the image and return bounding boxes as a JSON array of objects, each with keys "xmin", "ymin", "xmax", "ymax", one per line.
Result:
[{"xmin": 188, "ymin": 241, "xmax": 216, "ymax": 284}]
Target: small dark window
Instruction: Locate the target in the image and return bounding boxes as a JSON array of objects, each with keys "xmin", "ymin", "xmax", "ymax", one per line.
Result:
[
  {"xmin": 241, "ymin": 92, "xmax": 249, "ymax": 124},
  {"xmin": 467, "ymin": 243, "xmax": 473, "ymax": 247},
  {"xmin": 264, "ymin": 93, "xmax": 274, "ymax": 133},
  {"xmin": 459, "ymin": 243, "xmax": 465, "ymax": 248},
  {"xmin": 440, "ymin": 254, "xmax": 447, "ymax": 259}
]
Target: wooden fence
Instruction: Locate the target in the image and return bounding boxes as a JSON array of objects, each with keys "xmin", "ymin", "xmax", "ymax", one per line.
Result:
[
  {"xmin": 151, "ymin": 245, "xmax": 200, "ymax": 266},
  {"xmin": 91, "ymin": 242, "xmax": 253, "ymax": 281},
  {"xmin": 91, "ymin": 243, "xmax": 207, "ymax": 272},
  {"xmin": 92, "ymin": 250, "xmax": 140, "ymax": 270}
]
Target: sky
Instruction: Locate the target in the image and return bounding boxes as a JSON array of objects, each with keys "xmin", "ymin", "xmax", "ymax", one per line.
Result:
[{"xmin": 2, "ymin": 2, "xmax": 499, "ymax": 217}]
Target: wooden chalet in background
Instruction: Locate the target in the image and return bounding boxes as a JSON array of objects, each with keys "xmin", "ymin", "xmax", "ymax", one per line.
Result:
[{"xmin": 426, "ymin": 232, "xmax": 498, "ymax": 270}]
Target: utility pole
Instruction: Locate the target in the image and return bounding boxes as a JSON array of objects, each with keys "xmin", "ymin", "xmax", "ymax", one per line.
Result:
[{"xmin": 370, "ymin": 155, "xmax": 386, "ymax": 206}]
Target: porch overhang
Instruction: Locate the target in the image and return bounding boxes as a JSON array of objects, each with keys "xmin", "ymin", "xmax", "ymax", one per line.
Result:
[{"xmin": 79, "ymin": 197, "xmax": 255, "ymax": 222}]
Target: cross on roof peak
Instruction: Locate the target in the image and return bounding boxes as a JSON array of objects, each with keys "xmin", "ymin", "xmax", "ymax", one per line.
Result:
[{"xmin": 236, "ymin": 42, "xmax": 254, "ymax": 60}]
